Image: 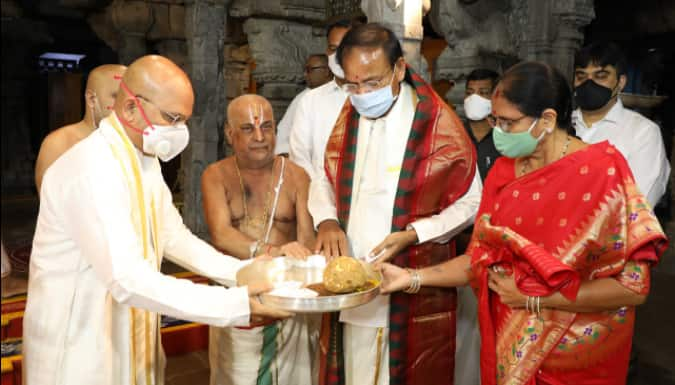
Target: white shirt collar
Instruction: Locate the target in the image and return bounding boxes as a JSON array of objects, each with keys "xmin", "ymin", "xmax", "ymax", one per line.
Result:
[{"xmin": 573, "ymin": 98, "xmax": 625, "ymax": 129}]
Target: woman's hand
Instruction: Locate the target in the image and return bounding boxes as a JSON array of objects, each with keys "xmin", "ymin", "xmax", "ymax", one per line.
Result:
[
  {"xmin": 379, "ymin": 263, "xmax": 412, "ymax": 294},
  {"xmin": 488, "ymin": 269, "xmax": 527, "ymax": 308}
]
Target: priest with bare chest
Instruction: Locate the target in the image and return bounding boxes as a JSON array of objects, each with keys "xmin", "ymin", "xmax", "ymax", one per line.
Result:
[{"xmin": 201, "ymin": 94, "xmax": 317, "ymax": 385}]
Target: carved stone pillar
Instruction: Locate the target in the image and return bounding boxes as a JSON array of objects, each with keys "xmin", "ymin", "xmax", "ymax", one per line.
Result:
[
  {"xmin": 182, "ymin": 0, "xmax": 228, "ymax": 237},
  {"xmin": 361, "ymin": 0, "xmax": 430, "ymax": 78},
  {"xmin": 231, "ymin": 0, "xmax": 326, "ymax": 120},
  {"xmin": 110, "ymin": 0, "xmax": 154, "ymax": 65},
  {"xmin": 430, "ymin": 0, "xmax": 514, "ymax": 107},
  {"xmin": 430, "ymin": 0, "xmax": 594, "ymax": 108},
  {"xmin": 550, "ymin": 1, "xmax": 595, "ymax": 80},
  {"xmin": 242, "ymin": 18, "xmax": 324, "ymax": 120},
  {"xmin": 148, "ymin": 2, "xmax": 188, "ymax": 70}
]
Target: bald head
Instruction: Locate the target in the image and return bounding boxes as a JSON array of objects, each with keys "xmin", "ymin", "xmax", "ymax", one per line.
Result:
[
  {"xmin": 114, "ymin": 55, "xmax": 194, "ymax": 151},
  {"xmin": 227, "ymin": 94, "xmax": 273, "ymax": 126},
  {"xmin": 117, "ymin": 55, "xmax": 194, "ymax": 117},
  {"xmin": 226, "ymin": 94, "xmax": 276, "ymax": 166},
  {"xmin": 84, "ymin": 64, "xmax": 126, "ymax": 126}
]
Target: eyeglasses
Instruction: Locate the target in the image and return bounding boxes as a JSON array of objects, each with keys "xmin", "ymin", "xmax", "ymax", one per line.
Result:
[
  {"xmin": 340, "ymin": 67, "xmax": 396, "ymax": 94},
  {"xmin": 486, "ymin": 114, "xmax": 529, "ymax": 132},
  {"xmin": 136, "ymin": 95, "xmax": 187, "ymax": 125}
]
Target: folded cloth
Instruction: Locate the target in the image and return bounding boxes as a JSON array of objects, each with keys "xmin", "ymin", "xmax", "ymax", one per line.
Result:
[{"xmin": 473, "ymin": 216, "xmax": 581, "ymax": 301}]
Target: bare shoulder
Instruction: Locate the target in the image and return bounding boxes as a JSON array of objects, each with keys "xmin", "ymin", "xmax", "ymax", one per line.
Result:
[
  {"xmin": 284, "ymin": 159, "xmax": 310, "ymax": 185},
  {"xmin": 282, "ymin": 159, "xmax": 310, "ymax": 198},
  {"xmin": 202, "ymin": 157, "xmax": 236, "ymax": 185},
  {"xmin": 39, "ymin": 125, "xmax": 79, "ymax": 157}
]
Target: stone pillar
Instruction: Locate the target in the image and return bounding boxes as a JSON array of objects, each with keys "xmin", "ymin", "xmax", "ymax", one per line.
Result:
[
  {"xmin": 110, "ymin": 0, "xmax": 154, "ymax": 65},
  {"xmin": 242, "ymin": 18, "xmax": 324, "ymax": 120},
  {"xmin": 230, "ymin": 0, "xmax": 326, "ymax": 120},
  {"xmin": 148, "ymin": 2, "xmax": 188, "ymax": 70},
  {"xmin": 361, "ymin": 0, "xmax": 429, "ymax": 77},
  {"xmin": 430, "ymin": 0, "xmax": 594, "ymax": 108},
  {"xmin": 550, "ymin": 1, "xmax": 595, "ymax": 80},
  {"xmin": 182, "ymin": 0, "xmax": 228, "ymax": 237}
]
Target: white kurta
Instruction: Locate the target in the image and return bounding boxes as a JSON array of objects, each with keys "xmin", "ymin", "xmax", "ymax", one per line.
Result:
[
  {"xmin": 573, "ymin": 99, "xmax": 670, "ymax": 207},
  {"xmin": 307, "ymin": 83, "xmax": 483, "ymax": 385},
  {"xmin": 275, "ymin": 88, "xmax": 310, "ymax": 155},
  {"xmin": 24, "ymin": 114, "xmax": 251, "ymax": 385},
  {"xmin": 289, "ymin": 80, "xmax": 348, "ymax": 179}
]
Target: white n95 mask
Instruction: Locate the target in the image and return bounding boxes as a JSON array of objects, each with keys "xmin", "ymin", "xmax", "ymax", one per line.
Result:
[
  {"xmin": 464, "ymin": 94, "xmax": 492, "ymax": 121},
  {"xmin": 142, "ymin": 123, "xmax": 189, "ymax": 162}
]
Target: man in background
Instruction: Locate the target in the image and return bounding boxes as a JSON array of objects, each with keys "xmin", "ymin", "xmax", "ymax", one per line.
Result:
[
  {"xmin": 35, "ymin": 64, "xmax": 127, "ymax": 191},
  {"xmin": 573, "ymin": 42, "xmax": 670, "ymax": 207},
  {"xmin": 275, "ymin": 54, "xmax": 332, "ymax": 155}
]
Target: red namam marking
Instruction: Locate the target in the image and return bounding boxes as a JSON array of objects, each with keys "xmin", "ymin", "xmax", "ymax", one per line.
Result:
[{"xmin": 494, "ymin": 89, "xmax": 501, "ymax": 98}]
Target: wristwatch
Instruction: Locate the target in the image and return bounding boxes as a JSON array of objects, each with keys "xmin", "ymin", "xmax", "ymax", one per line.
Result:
[
  {"xmin": 249, "ymin": 240, "xmax": 260, "ymax": 259},
  {"xmin": 405, "ymin": 224, "xmax": 419, "ymax": 243}
]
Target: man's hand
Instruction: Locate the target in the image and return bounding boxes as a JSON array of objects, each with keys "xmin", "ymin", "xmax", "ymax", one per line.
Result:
[
  {"xmin": 378, "ymin": 263, "xmax": 411, "ymax": 294},
  {"xmin": 370, "ymin": 229, "xmax": 418, "ymax": 264},
  {"xmin": 247, "ymin": 282, "xmax": 294, "ymax": 321},
  {"xmin": 314, "ymin": 220, "xmax": 350, "ymax": 259},
  {"xmin": 280, "ymin": 241, "xmax": 312, "ymax": 259}
]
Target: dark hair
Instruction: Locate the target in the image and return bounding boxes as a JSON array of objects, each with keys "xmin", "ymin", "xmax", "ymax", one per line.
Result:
[
  {"xmin": 499, "ymin": 61, "xmax": 573, "ymax": 131},
  {"xmin": 336, "ymin": 23, "xmax": 403, "ymax": 69},
  {"xmin": 466, "ymin": 69, "xmax": 500, "ymax": 89},
  {"xmin": 307, "ymin": 53, "xmax": 328, "ymax": 64},
  {"xmin": 574, "ymin": 42, "xmax": 627, "ymax": 76},
  {"xmin": 326, "ymin": 19, "xmax": 361, "ymax": 37}
]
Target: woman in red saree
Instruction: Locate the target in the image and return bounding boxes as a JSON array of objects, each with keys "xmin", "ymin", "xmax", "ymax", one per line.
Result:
[{"xmin": 378, "ymin": 61, "xmax": 668, "ymax": 385}]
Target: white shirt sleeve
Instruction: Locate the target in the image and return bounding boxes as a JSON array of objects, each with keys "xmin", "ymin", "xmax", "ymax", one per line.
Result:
[
  {"xmin": 409, "ymin": 167, "xmax": 483, "ymax": 244},
  {"xmin": 276, "ymin": 89, "xmax": 307, "ymax": 155},
  {"xmin": 307, "ymin": 163, "xmax": 339, "ymax": 229},
  {"xmin": 159, "ymin": 181, "xmax": 247, "ymax": 288},
  {"xmin": 624, "ymin": 120, "xmax": 670, "ymax": 207},
  {"xmin": 62, "ymin": 174, "xmax": 250, "ymax": 328},
  {"xmin": 289, "ymin": 95, "xmax": 316, "ymax": 179}
]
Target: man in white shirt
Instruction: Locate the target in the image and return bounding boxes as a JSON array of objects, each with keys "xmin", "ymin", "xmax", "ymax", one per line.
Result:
[
  {"xmin": 572, "ymin": 42, "xmax": 670, "ymax": 207},
  {"xmin": 310, "ymin": 24, "xmax": 481, "ymax": 385},
  {"xmin": 23, "ymin": 55, "xmax": 288, "ymax": 385},
  {"xmin": 276, "ymin": 54, "xmax": 332, "ymax": 155},
  {"xmin": 288, "ymin": 19, "xmax": 360, "ymax": 179}
]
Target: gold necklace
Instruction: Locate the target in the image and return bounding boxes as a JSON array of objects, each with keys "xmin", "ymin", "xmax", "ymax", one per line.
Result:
[
  {"xmin": 234, "ymin": 157, "xmax": 276, "ymax": 240},
  {"xmin": 521, "ymin": 134, "xmax": 571, "ymax": 176}
]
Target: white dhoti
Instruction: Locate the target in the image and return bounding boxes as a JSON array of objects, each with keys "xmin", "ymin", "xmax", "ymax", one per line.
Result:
[
  {"xmin": 209, "ymin": 314, "xmax": 319, "ymax": 385},
  {"xmin": 344, "ymin": 324, "xmax": 390, "ymax": 385}
]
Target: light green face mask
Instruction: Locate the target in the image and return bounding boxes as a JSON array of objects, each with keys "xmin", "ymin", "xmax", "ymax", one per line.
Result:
[{"xmin": 492, "ymin": 118, "xmax": 543, "ymax": 158}]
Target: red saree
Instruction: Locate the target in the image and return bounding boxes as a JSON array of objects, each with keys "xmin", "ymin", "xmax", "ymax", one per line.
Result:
[{"xmin": 468, "ymin": 141, "xmax": 668, "ymax": 385}]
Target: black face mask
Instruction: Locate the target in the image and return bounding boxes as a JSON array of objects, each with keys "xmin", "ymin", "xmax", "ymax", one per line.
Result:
[{"xmin": 574, "ymin": 80, "xmax": 616, "ymax": 111}]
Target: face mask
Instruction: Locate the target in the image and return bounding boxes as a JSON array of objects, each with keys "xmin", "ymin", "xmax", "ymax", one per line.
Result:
[
  {"xmin": 142, "ymin": 122, "xmax": 190, "ymax": 162},
  {"xmin": 492, "ymin": 118, "xmax": 544, "ymax": 158},
  {"xmin": 574, "ymin": 80, "xmax": 616, "ymax": 111},
  {"xmin": 118, "ymin": 80, "xmax": 190, "ymax": 162},
  {"xmin": 464, "ymin": 94, "xmax": 492, "ymax": 121},
  {"xmin": 327, "ymin": 52, "xmax": 345, "ymax": 79},
  {"xmin": 349, "ymin": 66, "xmax": 398, "ymax": 119}
]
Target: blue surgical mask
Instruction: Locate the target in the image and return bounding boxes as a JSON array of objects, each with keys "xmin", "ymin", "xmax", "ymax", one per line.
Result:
[
  {"xmin": 492, "ymin": 118, "xmax": 543, "ymax": 158},
  {"xmin": 349, "ymin": 66, "xmax": 398, "ymax": 118}
]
